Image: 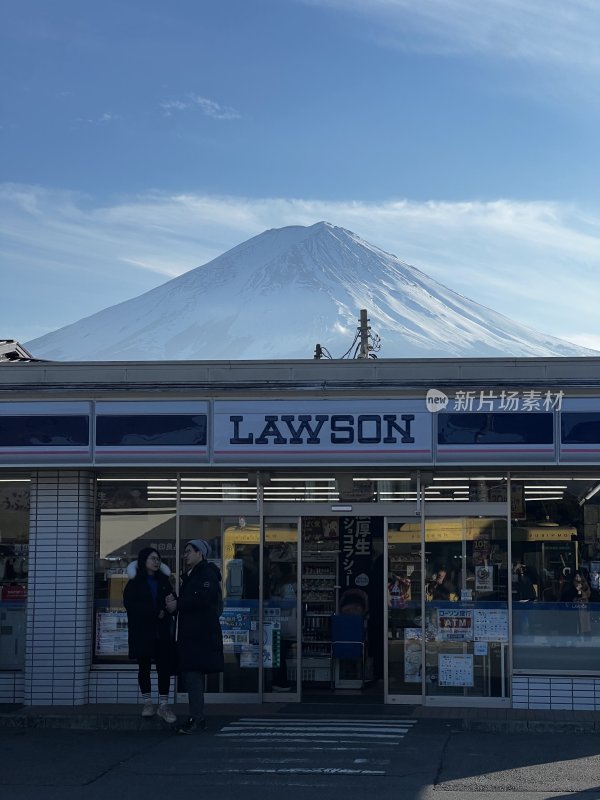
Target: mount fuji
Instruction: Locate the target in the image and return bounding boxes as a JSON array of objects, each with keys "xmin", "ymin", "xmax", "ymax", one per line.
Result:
[{"xmin": 26, "ymin": 221, "xmax": 596, "ymax": 361}]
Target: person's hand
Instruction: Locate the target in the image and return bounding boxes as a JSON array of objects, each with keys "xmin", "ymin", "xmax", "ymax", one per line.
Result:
[
  {"xmin": 165, "ymin": 594, "xmax": 177, "ymax": 613},
  {"xmin": 158, "ymin": 610, "xmax": 165, "ymax": 619}
]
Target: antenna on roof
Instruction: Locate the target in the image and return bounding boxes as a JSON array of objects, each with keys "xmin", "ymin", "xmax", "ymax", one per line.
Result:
[
  {"xmin": 313, "ymin": 309, "xmax": 381, "ymax": 360},
  {"xmin": 314, "ymin": 343, "xmax": 333, "ymax": 360}
]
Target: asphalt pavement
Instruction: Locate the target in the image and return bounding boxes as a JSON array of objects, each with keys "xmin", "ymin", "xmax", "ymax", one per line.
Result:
[{"xmin": 2, "ymin": 708, "xmax": 600, "ymax": 800}]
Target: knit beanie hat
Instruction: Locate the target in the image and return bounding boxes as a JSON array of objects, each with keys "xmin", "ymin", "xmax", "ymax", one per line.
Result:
[{"xmin": 186, "ymin": 539, "xmax": 211, "ymax": 559}]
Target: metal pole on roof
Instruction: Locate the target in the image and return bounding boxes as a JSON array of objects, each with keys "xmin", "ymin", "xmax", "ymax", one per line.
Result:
[{"xmin": 358, "ymin": 309, "xmax": 370, "ymax": 359}]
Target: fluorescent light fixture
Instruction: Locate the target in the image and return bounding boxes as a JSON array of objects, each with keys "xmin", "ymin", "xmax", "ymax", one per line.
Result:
[
  {"xmin": 580, "ymin": 483, "xmax": 600, "ymax": 506},
  {"xmin": 353, "ymin": 477, "xmax": 411, "ymax": 482},
  {"xmin": 524, "ymin": 485, "xmax": 567, "ymax": 490},
  {"xmin": 264, "ymin": 492, "xmax": 337, "ymax": 496},
  {"xmin": 270, "ymin": 477, "xmax": 333, "ymax": 483},
  {"xmin": 432, "ymin": 485, "xmax": 470, "ymax": 490},
  {"xmin": 97, "ymin": 477, "xmax": 173, "ymax": 482},
  {"xmin": 181, "ymin": 490, "xmax": 255, "ymax": 495},
  {"xmin": 331, "ymin": 504, "xmax": 353, "ymax": 512},
  {"xmin": 0, "ymin": 478, "xmax": 30, "ymax": 482},
  {"xmin": 518, "ymin": 476, "xmax": 591, "ymax": 481},
  {"xmin": 181, "ymin": 479, "xmax": 249, "ymax": 484},
  {"xmin": 524, "ymin": 489, "xmax": 566, "ymax": 494}
]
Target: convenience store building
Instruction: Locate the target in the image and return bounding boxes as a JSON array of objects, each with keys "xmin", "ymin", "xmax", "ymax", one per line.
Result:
[{"xmin": 2, "ymin": 356, "xmax": 600, "ymax": 711}]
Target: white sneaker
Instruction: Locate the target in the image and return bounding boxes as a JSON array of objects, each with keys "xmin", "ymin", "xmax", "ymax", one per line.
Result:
[
  {"xmin": 141, "ymin": 699, "xmax": 156, "ymax": 717},
  {"xmin": 157, "ymin": 703, "xmax": 177, "ymax": 724}
]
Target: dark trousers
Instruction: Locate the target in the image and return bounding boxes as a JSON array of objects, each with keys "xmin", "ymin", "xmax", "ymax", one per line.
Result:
[
  {"xmin": 181, "ymin": 670, "xmax": 205, "ymax": 719},
  {"xmin": 137, "ymin": 654, "xmax": 171, "ymax": 696}
]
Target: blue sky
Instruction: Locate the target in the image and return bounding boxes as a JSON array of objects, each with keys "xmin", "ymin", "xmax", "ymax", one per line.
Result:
[{"xmin": 2, "ymin": 0, "xmax": 600, "ymax": 349}]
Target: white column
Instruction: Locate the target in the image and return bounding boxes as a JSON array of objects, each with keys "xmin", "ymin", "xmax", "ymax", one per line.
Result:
[{"xmin": 24, "ymin": 471, "xmax": 95, "ymax": 705}]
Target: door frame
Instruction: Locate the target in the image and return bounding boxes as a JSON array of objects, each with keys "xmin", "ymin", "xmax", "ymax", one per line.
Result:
[
  {"xmin": 177, "ymin": 501, "xmax": 420, "ymax": 703},
  {"xmin": 262, "ymin": 516, "xmax": 301, "ymax": 703},
  {"xmin": 385, "ymin": 500, "xmax": 511, "ymax": 707}
]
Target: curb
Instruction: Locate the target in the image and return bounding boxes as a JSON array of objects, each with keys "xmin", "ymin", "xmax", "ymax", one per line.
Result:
[
  {"xmin": 2, "ymin": 711, "xmax": 600, "ymax": 734},
  {"xmin": 462, "ymin": 719, "xmax": 600, "ymax": 734},
  {"xmin": 0, "ymin": 713, "xmax": 174, "ymax": 732}
]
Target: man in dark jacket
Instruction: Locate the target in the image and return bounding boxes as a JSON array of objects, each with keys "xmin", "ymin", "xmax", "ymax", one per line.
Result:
[{"xmin": 165, "ymin": 539, "xmax": 224, "ymax": 734}]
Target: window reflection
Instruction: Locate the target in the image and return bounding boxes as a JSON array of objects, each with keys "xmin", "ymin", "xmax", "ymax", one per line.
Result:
[
  {"xmin": 511, "ymin": 477, "xmax": 600, "ymax": 672},
  {"xmin": 94, "ymin": 479, "xmax": 176, "ymax": 663},
  {"xmin": 0, "ymin": 480, "xmax": 29, "ymax": 670}
]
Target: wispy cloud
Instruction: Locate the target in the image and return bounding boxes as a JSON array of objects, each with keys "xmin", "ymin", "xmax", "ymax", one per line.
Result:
[
  {"xmin": 160, "ymin": 94, "xmax": 241, "ymax": 120},
  {"xmin": 76, "ymin": 112, "xmax": 119, "ymax": 125},
  {"xmin": 302, "ymin": 0, "xmax": 600, "ymax": 72},
  {"xmin": 1, "ymin": 183, "xmax": 599, "ymax": 347}
]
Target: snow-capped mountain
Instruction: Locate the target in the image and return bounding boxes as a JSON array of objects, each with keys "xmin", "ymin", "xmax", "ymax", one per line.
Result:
[{"xmin": 26, "ymin": 222, "xmax": 597, "ymax": 361}]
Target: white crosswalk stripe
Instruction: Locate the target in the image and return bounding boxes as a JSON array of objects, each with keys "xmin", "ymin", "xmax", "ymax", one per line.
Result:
[{"xmin": 218, "ymin": 716, "xmax": 417, "ymax": 746}]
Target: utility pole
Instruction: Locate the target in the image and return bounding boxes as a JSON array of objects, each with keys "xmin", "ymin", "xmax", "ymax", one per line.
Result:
[
  {"xmin": 358, "ymin": 309, "xmax": 370, "ymax": 359},
  {"xmin": 312, "ymin": 308, "xmax": 379, "ymax": 359}
]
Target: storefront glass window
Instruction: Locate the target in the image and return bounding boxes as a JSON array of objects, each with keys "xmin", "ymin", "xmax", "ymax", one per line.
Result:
[
  {"xmin": 424, "ymin": 517, "xmax": 509, "ymax": 698},
  {"xmin": 94, "ymin": 477, "xmax": 176, "ymax": 663},
  {"xmin": 561, "ymin": 413, "xmax": 600, "ymax": 443},
  {"xmin": 96, "ymin": 414, "xmax": 207, "ymax": 446},
  {"xmin": 387, "ymin": 520, "xmax": 423, "ymax": 695},
  {"xmin": 0, "ymin": 479, "xmax": 29, "ymax": 670},
  {"xmin": 0, "ymin": 415, "xmax": 89, "ymax": 447},
  {"xmin": 511, "ymin": 476, "xmax": 600, "ymax": 672},
  {"xmin": 203, "ymin": 515, "xmax": 260, "ymax": 694},
  {"xmin": 438, "ymin": 413, "xmax": 553, "ymax": 445}
]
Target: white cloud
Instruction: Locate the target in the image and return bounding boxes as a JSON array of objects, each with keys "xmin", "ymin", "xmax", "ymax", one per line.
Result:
[
  {"xmin": 1, "ymin": 183, "xmax": 599, "ymax": 347},
  {"xmin": 160, "ymin": 94, "xmax": 241, "ymax": 120},
  {"xmin": 76, "ymin": 112, "xmax": 119, "ymax": 125},
  {"xmin": 302, "ymin": 0, "xmax": 600, "ymax": 72}
]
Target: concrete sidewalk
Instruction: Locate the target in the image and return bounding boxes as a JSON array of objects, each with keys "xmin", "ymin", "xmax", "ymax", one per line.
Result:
[{"xmin": 2, "ymin": 701, "xmax": 600, "ymax": 733}]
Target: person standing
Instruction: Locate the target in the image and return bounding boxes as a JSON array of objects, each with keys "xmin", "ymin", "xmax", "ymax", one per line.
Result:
[
  {"xmin": 123, "ymin": 547, "xmax": 177, "ymax": 723},
  {"xmin": 165, "ymin": 539, "xmax": 224, "ymax": 734}
]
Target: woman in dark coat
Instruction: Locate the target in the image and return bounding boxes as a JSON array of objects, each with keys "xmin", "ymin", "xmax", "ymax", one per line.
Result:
[
  {"xmin": 165, "ymin": 538, "xmax": 224, "ymax": 735},
  {"xmin": 123, "ymin": 547, "xmax": 177, "ymax": 723}
]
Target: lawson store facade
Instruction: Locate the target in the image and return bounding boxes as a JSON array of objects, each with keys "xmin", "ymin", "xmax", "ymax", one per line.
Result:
[{"xmin": 2, "ymin": 357, "xmax": 600, "ymax": 710}]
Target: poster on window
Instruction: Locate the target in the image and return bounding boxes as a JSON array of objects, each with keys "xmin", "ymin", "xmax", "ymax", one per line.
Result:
[
  {"xmin": 220, "ymin": 607, "xmax": 252, "ymax": 652},
  {"xmin": 438, "ymin": 608, "xmax": 474, "ymax": 641},
  {"xmin": 338, "ymin": 517, "xmax": 380, "ymax": 606},
  {"xmin": 95, "ymin": 611, "xmax": 129, "ymax": 656},
  {"xmin": 474, "ymin": 608, "xmax": 509, "ymax": 642},
  {"xmin": 438, "ymin": 653, "xmax": 474, "ymax": 687},
  {"xmin": 404, "ymin": 628, "xmax": 422, "ymax": 683},
  {"xmin": 239, "ymin": 620, "xmax": 277, "ymax": 668},
  {"xmin": 475, "ymin": 565, "xmax": 494, "ymax": 592}
]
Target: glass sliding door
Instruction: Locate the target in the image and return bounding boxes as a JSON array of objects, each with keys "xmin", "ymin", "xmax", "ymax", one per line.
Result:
[
  {"xmin": 178, "ymin": 514, "xmax": 260, "ymax": 697},
  {"xmin": 177, "ymin": 511, "xmax": 300, "ymax": 701},
  {"xmin": 424, "ymin": 516, "xmax": 510, "ymax": 701},
  {"xmin": 263, "ymin": 519, "xmax": 300, "ymax": 699},
  {"xmin": 386, "ymin": 518, "xmax": 424, "ymax": 700}
]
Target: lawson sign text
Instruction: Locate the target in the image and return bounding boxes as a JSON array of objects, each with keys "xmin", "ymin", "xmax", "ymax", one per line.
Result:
[{"xmin": 213, "ymin": 400, "xmax": 432, "ymax": 464}]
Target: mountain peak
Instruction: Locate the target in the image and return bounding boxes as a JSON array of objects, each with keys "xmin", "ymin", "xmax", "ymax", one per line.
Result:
[{"xmin": 25, "ymin": 223, "xmax": 597, "ymax": 361}]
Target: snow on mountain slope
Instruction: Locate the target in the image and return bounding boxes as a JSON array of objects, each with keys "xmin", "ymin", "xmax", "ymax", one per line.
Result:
[{"xmin": 26, "ymin": 222, "xmax": 597, "ymax": 361}]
